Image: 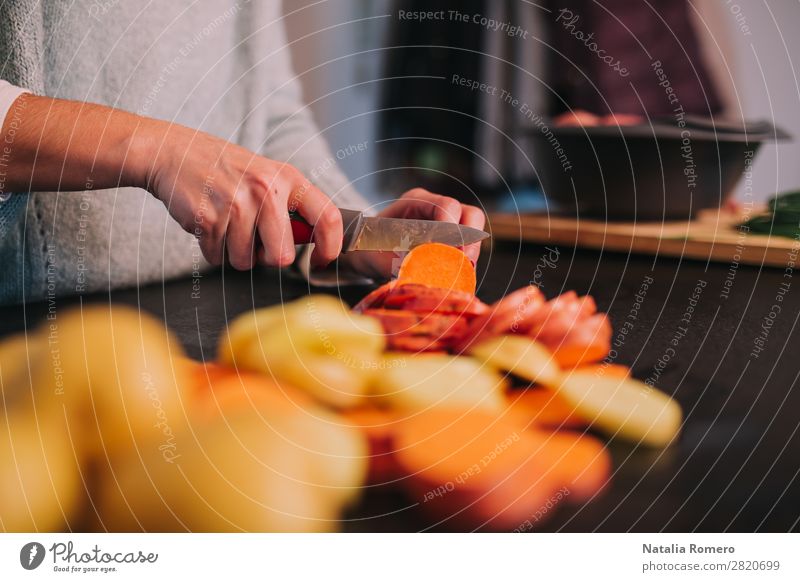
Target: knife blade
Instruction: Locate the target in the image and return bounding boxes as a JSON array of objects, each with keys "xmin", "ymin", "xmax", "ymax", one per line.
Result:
[{"xmin": 289, "ymin": 208, "xmax": 489, "ymax": 252}]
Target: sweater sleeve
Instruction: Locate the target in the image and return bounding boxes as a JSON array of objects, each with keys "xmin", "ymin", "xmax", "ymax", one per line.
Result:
[
  {"xmin": 259, "ymin": 13, "xmax": 377, "ymax": 287},
  {"xmin": 259, "ymin": 18, "xmax": 368, "ymax": 212}
]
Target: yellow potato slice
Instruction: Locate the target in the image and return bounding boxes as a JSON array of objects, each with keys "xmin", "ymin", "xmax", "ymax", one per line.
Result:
[
  {"xmin": 96, "ymin": 408, "xmax": 366, "ymax": 532},
  {"xmin": 375, "ymin": 353, "xmax": 507, "ymax": 412},
  {"xmin": 217, "ymin": 306, "xmax": 286, "ymax": 366},
  {"xmin": 292, "ymin": 295, "xmax": 385, "ymax": 355},
  {"xmin": 469, "ymin": 335, "xmax": 561, "ymax": 387},
  {"xmin": 220, "ymin": 296, "xmax": 385, "ymax": 408},
  {"xmin": 244, "ymin": 346, "xmax": 373, "ymax": 409},
  {"xmin": 31, "ymin": 306, "xmax": 189, "ymax": 456},
  {"xmin": 556, "ymin": 371, "xmax": 682, "ymax": 447},
  {"xmin": 0, "ymin": 408, "xmax": 84, "ymax": 531},
  {"xmin": 220, "ymin": 295, "xmax": 385, "ymax": 366},
  {"xmin": 0, "ymin": 332, "xmax": 44, "ymax": 407}
]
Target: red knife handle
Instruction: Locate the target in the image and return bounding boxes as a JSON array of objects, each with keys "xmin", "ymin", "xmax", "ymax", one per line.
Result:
[
  {"xmin": 289, "ymin": 211, "xmax": 314, "ymax": 244},
  {"xmin": 289, "ymin": 209, "xmax": 363, "ymax": 251}
]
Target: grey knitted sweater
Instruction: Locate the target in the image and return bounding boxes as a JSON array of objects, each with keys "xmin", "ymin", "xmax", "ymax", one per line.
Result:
[{"xmin": 0, "ymin": 0, "xmax": 365, "ymax": 304}]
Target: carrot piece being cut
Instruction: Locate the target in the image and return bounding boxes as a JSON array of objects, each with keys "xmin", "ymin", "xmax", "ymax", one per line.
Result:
[{"xmin": 396, "ymin": 243, "xmax": 477, "ymax": 295}]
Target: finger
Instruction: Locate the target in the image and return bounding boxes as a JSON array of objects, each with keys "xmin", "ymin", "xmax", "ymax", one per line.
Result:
[
  {"xmin": 197, "ymin": 206, "xmax": 226, "ymax": 267},
  {"xmin": 289, "ymin": 177, "xmax": 342, "ymax": 267},
  {"xmin": 459, "ymin": 204, "xmax": 486, "ymax": 264},
  {"xmin": 256, "ymin": 189, "xmax": 295, "ymax": 268},
  {"xmin": 430, "ymin": 195, "xmax": 462, "ymax": 223},
  {"xmin": 459, "ymin": 204, "xmax": 486, "ymax": 230},
  {"xmin": 394, "ymin": 189, "xmax": 462, "ymax": 223},
  {"xmin": 223, "ymin": 189, "xmax": 259, "ymax": 271}
]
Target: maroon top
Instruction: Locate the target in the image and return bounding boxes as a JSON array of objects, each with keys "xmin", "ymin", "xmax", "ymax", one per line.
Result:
[{"xmin": 546, "ymin": 0, "xmax": 722, "ymax": 116}]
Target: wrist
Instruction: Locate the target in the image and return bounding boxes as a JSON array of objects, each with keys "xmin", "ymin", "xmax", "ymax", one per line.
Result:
[{"xmin": 120, "ymin": 115, "xmax": 168, "ymax": 191}]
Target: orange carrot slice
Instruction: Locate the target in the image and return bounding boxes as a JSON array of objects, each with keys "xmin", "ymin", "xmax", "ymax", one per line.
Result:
[
  {"xmin": 383, "ymin": 284, "xmax": 488, "ymax": 317},
  {"xmin": 570, "ymin": 363, "xmax": 630, "ymax": 378},
  {"xmin": 341, "ymin": 408, "xmax": 400, "ymax": 485},
  {"xmin": 453, "ymin": 286, "xmax": 545, "ymax": 353},
  {"xmin": 352, "ymin": 281, "xmax": 396, "ymax": 313},
  {"xmin": 182, "ymin": 360, "xmax": 240, "ymax": 394},
  {"xmin": 363, "ymin": 308, "xmax": 469, "ymax": 352},
  {"xmin": 504, "ymin": 389, "xmax": 588, "ymax": 430},
  {"xmin": 531, "ymin": 430, "xmax": 611, "ymax": 502},
  {"xmin": 550, "ymin": 314, "xmax": 612, "ymax": 367},
  {"xmin": 392, "ymin": 407, "xmax": 608, "ymax": 530},
  {"xmin": 190, "ymin": 366, "xmax": 313, "ymax": 421},
  {"xmin": 397, "ymin": 243, "xmax": 476, "ymax": 295}
]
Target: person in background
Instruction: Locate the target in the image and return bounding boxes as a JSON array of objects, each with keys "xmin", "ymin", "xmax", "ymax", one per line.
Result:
[
  {"xmin": 380, "ymin": 0, "xmax": 731, "ymax": 195},
  {"xmin": 0, "ymin": 1, "xmax": 485, "ymax": 305}
]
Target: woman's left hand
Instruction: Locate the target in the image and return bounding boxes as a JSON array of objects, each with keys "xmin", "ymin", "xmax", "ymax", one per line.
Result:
[{"xmin": 341, "ymin": 188, "xmax": 486, "ymax": 279}]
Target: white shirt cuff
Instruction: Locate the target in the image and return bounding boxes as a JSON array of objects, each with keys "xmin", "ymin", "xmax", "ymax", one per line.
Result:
[
  {"xmin": 0, "ymin": 80, "xmax": 30, "ymax": 130},
  {"xmin": 0, "ymin": 80, "xmax": 31, "ymax": 201}
]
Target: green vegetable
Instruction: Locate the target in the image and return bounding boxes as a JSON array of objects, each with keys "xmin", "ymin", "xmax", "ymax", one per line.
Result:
[{"xmin": 740, "ymin": 190, "xmax": 800, "ymax": 238}]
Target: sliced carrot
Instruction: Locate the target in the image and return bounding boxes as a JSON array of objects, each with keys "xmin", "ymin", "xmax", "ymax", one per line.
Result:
[
  {"xmin": 182, "ymin": 360, "xmax": 240, "ymax": 393},
  {"xmin": 453, "ymin": 286, "xmax": 545, "ymax": 353},
  {"xmin": 363, "ymin": 309, "xmax": 469, "ymax": 352},
  {"xmin": 383, "ymin": 284, "xmax": 488, "ymax": 317},
  {"xmin": 396, "ymin": 243, "xmax": 476, "ymax": 295},
  {"xmin": 520, "ymin": 292, "xmax": 596, "ymax": 338},
  {"xmin": 386, "ymin": 336, "xmax": 449, "ymax": 353},
  {"xmin": 364, "ymin": 309, "xmax": 469, "ymax": 339},
  {"xmin": 570, "ymin": 363, "xmax": 630, "ymax": 378},
  {"xmin": 341, "ymin": 408, "xmax": 400, "ymax": 485},
  {"xmin": 352, "ymin": 281, "xmax": 396, "ymax": 313},
  {"xmin": 530, "ymin": 430, "xmax": 611, "ymax": 502},
  {"xmin": 550, "ymin": 314, "xmax": 612, "ymax": 367},
  {"xmin": 392, "ymin": 407, "xmax": 607, "ymax": 530},
  {"xmin": 190, "ymin": 367, "xmax": 313, "ymax": 422},
  {"xmin": 504, "ymin": 388, "xmax": 588, "ymax": 430}
]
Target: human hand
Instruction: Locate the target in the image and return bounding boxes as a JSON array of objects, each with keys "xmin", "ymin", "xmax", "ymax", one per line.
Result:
[
  {"xmin": 141, "ymin": 123, "xmax": 343, "ymax": 270},
  {"xmin": 342, "ymin": 188, "xmax": 486, "ymax": 279}
]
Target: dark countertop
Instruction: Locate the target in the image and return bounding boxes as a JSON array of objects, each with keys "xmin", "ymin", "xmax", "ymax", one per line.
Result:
[{"xmin": 3, "ymin": 240, "xmax": 799, "ymax": 532}]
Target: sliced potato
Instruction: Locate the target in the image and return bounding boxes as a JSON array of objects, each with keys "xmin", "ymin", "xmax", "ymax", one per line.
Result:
[
  {"xmin": 96, "ymin": 409, "xmax": 366, "ymax": 532},
  {"xmin": 219, "ymin": 295, "xmax": 385, "ymax": 368},
  {"xmin": 242, "ymin": 345, "xmax": 373, "ymax": 409},
  {"xmin": 470, "ymin": 335, "xmax": 561, "ymax": 387},
  {"xmin": 292, "ymin": 295, "xmax": 385, "ymax": 355},
  {"xmin": 28, "ymin": 306, "xmax": 189, "ymax": 456},
  {"xmin": 0, "ymin": 332, "xmax": 44, "ymax": 407},
  {"xmin": 217, "ymin": 307, "xmax": 286, "ymax": 366},
  {"xmin": 375, "ymin": 353, "xmax": 507, "ymax": 412},
  {"xmin": 556, "ymin": 371, "xmax": 682, "ymax": 447},
  {"xmin": 220, "ymin": 296, "xmax": 384, "ymax": 408},
  {"xmin": 0, "ymin": 408, "xmax": 85, "ymax": 532}
]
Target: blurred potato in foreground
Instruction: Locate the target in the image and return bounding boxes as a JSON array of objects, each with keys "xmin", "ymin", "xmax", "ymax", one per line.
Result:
[{"xmin": 219, "ymin": 295, "xmax": 386, "ymax": 409}]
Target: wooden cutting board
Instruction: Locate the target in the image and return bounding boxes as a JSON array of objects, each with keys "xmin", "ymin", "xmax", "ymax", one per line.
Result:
[{"xmin": 487, "ymin": 209, "xmax": 799, "ymax": 268}]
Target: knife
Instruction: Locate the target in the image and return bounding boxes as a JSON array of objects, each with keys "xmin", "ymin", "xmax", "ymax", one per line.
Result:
[{"xmin": 289, "ymin": 208, "xmax": 489, "ymax": 252}]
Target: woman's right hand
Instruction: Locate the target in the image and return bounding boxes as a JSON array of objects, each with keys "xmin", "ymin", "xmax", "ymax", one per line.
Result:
[{"xmin": 138, "ymin": 123, "xmax": 343, "ymax": 270}]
